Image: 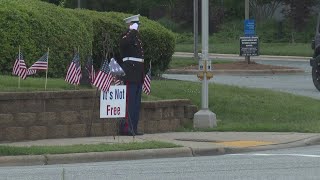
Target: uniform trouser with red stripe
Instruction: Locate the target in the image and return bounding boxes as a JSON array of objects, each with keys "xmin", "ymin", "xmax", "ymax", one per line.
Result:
[{"xmin": 123, "ymin": 81, "xmax": 142, "ymax": 133}]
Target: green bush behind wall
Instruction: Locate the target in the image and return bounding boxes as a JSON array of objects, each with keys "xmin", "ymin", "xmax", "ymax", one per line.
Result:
[{"xmin": 0, "ymin": 0, "xmax": 175, "ymax": 77}]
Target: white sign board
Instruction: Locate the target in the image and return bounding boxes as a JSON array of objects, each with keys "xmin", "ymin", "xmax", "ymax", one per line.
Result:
[{"xmin": 100, "ymin": 85, "xmax": 126, "ymax": 118}]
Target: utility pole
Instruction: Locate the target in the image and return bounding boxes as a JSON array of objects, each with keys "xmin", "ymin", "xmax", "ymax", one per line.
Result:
[
  {"xmin": 193, "ymin": 0, "xmax": 217, "ymax": 129},
  {"xmin": 245, "ymin": 0, "xmax": 250, "ymax": 64},
  {"xmin": 193, "ymin": 0, "xmax": 199, "ymax": 61}
]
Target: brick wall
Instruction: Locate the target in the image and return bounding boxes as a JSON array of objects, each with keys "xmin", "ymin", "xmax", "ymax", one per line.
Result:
[{"xmin": 0, "ymin": 91, "xmax": 197, "ymax": 142}]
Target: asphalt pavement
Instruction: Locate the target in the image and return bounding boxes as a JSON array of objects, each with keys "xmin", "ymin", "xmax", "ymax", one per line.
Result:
[{"xmin": 167, "ymin": 52, "xmax": 320, "ymax": 99}]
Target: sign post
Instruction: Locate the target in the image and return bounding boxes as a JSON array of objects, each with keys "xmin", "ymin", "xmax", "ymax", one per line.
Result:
[{"xmin": 244, "ymin": 0, "xmax": 251, "ymax": 64}]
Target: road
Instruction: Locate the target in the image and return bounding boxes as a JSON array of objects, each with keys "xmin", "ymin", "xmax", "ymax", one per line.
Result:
[
  {"xmin": 0, "ymin": 145, "xmax": 319, "ymax": 179},
  {"xmin": 164, "ymin": 57, "xmax": 320, "ymax": 100}
]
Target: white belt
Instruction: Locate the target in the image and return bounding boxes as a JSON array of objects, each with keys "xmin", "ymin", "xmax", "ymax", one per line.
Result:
[{"xmin": 123, "ymin": 57, "xmax": 144, "ymax": 63}]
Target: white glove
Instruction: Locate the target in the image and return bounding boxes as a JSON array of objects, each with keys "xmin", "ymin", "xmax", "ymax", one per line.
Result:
[{"xmin": 129, "ymin": 23, "xmax": 139, "ymax": 30}]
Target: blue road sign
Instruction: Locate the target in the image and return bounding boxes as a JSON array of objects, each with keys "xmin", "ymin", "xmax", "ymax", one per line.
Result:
[{"xmin": 244, "ymin": 19, "xmax": 255, "ymax": 36}]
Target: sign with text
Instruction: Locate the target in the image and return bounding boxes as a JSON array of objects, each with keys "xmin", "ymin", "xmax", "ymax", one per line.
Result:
[
  {"xmin": 100, "ymin": 85, "xmax": 126, "ymax": 118},
  {"xmin": 244, "ymin": 19, "xmax": 255, "ymax": 36},
  {"xmin": 240, "ymin": 36, "xmax": 259, "ymax": 56}
]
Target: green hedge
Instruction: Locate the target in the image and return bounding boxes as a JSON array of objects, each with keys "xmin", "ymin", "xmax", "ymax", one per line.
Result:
[{"xmin": 0, "ymin": 0, "xmax": 175, "ymax": 77}]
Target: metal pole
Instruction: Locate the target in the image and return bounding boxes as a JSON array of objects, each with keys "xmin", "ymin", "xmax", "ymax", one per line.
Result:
[
  {"xmin": 202, "ymin": 0, "xmax": 209, "ymax": 109},
  {"xmin": 77, "ymin": 0, "xmax": 81, "ymax": 9},
  {"xmin": 245, "ymin": 0, "xmax": 249, "ymax": 19},
  {"xmin": 193, "ymin": 0, "xmax": 216, "ymax": 128},
  {"xmin": 245, "ymin": 0, "xmax": 251, "ymax": 64},
  {"xmin": 193, "ymin": 0, "xmax": 199, "ymax": 60}
]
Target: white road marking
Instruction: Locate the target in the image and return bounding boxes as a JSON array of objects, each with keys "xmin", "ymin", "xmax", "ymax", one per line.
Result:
[{"xmin": 230, "ymin": 153, "xmax": 320, "ymax": 158}]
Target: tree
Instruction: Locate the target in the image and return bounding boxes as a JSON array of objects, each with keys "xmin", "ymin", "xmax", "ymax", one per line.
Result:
[
  {"xmin": 223, "ymin": 0, "xmax": 245, "ymax": 20},
  {"xmin": 250, "ymin": 0, "xmax": 282, "ymax": 22},
  {"xmin": 282, "ymin": 0, "xmax": 317, "ymax": 32},
  {"xmin": 58, "ymin": 0, "xmax": 176, "ymax": 17}
]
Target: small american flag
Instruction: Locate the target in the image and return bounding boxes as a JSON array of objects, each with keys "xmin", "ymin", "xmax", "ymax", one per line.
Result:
[
  {"xmin": 85, "ymin": 56, "xmax": 95, "ymax": 84},
  {"xmin": 27, "ymin": 52, "xmax": 48, "ymax": 76},
  {"xmin": 143, "ymin": 67, "xmax": 151, "ymax": 95},
  {"xmin": 92, "ymin": 59, "xmax": 113, "ymax": 92},
  {"xmin": 12, "ymin": 51, "xmax": 27, "ymax": 79},
  {"xmin": 113, "ymin": 76, "xmax": 122, "ymax": 85},
  {"xmin": 65, "ymin": 53, "xmax": 82, "ymax": 85}
]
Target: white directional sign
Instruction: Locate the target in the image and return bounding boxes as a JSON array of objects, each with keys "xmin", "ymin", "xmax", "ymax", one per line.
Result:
[
  {"xmin": 100, "ymin": 85, "xmax": 126, "ymax": 118},
  {"xmin": 240, "ymin": 36, "xmax": 259, "ymax": 56}
]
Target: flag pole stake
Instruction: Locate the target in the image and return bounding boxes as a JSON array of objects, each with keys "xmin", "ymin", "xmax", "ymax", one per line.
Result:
[
  {"xmin": 77, "ymin": 46, "xmax": 80, "ymax": 90},
  {"xmin": 45, "ymin": 48, "xmax": 49, "ymax": 91},
  {"xmin": 18, "ymin": 45, "xmax": 21, "ymax": 88}
]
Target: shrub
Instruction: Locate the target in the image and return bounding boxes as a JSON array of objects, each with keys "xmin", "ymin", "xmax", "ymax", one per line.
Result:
[
  {"xmin": 212, "ymin": 18, "xmax": 316, "ymax": 43},
  {"xmin": 0, "ymin": 0, "xmax": 92, "ymax": 77},
  {"xmin": 0, "ymin": 0, "xmax": 175, "ymax": 77},
  {"xmin": 156, "ymin": 17, "xmax": 180, "ymax": 32},
  {"xmin": 175, "ymin": 32, "xmax": 193, "ymax": 44},
  {"xmin": 212, "ymin": 20, "xmax": 243, "ymax": 42}
]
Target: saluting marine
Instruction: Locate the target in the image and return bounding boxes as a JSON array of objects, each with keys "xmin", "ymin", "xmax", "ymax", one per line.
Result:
[{"xmin": 118, "ymin": 14, "xmax": 144, "ymax": 136}]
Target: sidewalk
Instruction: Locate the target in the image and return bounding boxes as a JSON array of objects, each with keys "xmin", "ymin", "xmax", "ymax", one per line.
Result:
[{"xmin": 1, "ymin": 132, "xmax": 319, "ymax": 166}]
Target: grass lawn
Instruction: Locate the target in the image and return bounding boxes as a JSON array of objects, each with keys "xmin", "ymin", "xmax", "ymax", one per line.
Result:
[
  {"xmin": 0, "ymin": 75, "xmax": 85, "ymax": 92},
  {"xmin": 152, "ymin": 80, "xmax": 320, "ymax": 133},
  {"xmin": 0, "ymin": 141, "xmax": 180, "ymax": 156},
  {"xmin": 175, "ymin": 42, "xmax": 313, "ymax": 57}
]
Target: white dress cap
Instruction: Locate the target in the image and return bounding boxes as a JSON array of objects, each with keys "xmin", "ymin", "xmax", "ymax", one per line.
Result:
[{"xmin": 123, "ymin": 14, "xmax": 140, "ymax": 23}]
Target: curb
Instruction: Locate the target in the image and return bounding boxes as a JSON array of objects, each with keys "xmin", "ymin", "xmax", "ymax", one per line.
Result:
[
  {"xmin": 45, "ymin": 147, "xmax": 192, "ymax": 165},
  {"xmin": 189, "ymin": 135, "xmax": 320, "ymax": 156},
  {"xmin": 234, "ymin": 135, "xmax": 320, "ymax": 154},
  {"xmin": 0, "ymin": 155, "xmax": 45, "ymax": 167},
  {"xmin": 0, "ymin": 135, "xmax": 319, "ymax": 167},
  {"xmin": 165, "ymin": 68, "xmax": 305, "ymax": 75},
  {"xmin": 0, "ymin": 147, "xmax": 192, "ymax": 166},
  {"xmin": 303, "ymin": 135, "xmax": 320, "ymax": 146}
]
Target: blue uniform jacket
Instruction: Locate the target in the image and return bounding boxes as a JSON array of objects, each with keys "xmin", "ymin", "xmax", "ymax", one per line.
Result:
[{"xmin": 118, "ymin": 29, "xmax": 144, "ymax": 83}]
